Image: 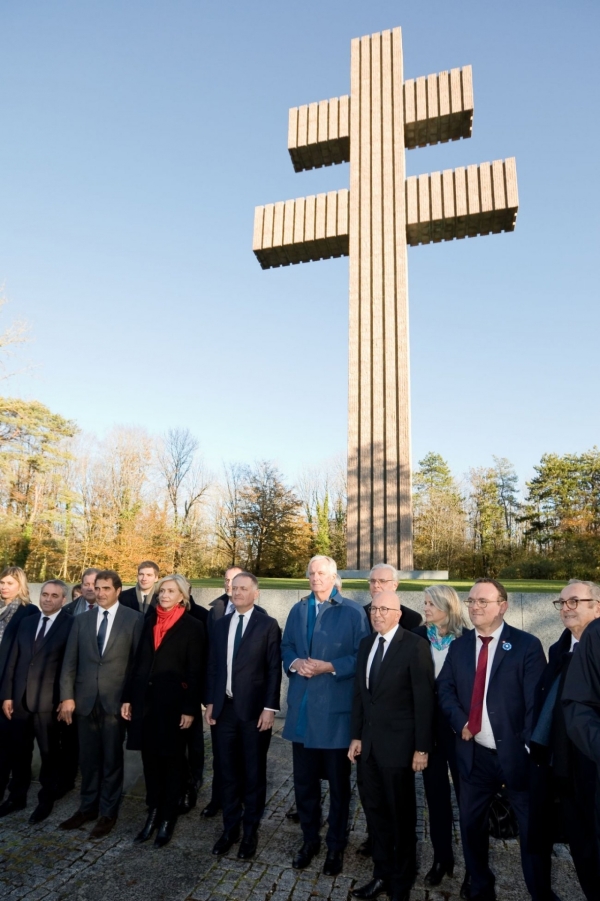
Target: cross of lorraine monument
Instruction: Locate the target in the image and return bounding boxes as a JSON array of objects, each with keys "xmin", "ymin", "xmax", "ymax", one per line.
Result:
[{"xmin": 253, "ymin": 27, "xmax": 519, "ymax": 576}]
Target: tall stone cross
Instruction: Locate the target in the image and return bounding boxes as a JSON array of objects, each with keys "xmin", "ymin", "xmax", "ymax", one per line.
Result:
[{"xmin": 253, "ymin": 27, "xmax": 518, "ymax": 573}]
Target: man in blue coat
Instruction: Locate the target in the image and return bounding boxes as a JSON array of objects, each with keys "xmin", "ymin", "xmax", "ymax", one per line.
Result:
[
  {"xmin": 437, "ymin": 578, "xmax": 548, "ymax": 901},
  {"xmin": 282, "ymin": 555, "xmax": 370, "ymax": 876}
]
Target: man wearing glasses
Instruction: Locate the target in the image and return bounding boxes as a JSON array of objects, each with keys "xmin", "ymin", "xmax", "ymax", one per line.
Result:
[
  {"xmin": 529, "ymin": 580, "xmax": 600, "ymax": 901},
  {"xmin": 437, "ymin": 578, "xmax": 547, "ymax": 901},
  {"xmin": 363, "ymin": 565, "xmax": 422, "ymax": 633}
]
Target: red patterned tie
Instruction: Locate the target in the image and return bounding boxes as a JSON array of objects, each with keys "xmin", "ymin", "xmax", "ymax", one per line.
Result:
[{"xmin": 467, "ymin": 636, "xmax": 493, "ymax": 735}]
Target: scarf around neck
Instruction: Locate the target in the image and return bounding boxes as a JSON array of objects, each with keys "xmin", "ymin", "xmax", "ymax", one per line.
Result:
[
  {"xmin": 426, "ymin": 623, "xmax": 455, "ymax": 652},
  {"xmin": 153, "ymin": 603, "xmax": 186, "ymax": 650},
  {"xmin": 0, "ymin": 599, "xmax": 20, "ymax": 644}
]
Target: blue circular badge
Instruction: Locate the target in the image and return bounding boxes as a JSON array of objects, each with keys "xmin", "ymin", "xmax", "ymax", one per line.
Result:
[{"xmin": 502, "ymin": 642, "xmax": 512, "ymax": 651}]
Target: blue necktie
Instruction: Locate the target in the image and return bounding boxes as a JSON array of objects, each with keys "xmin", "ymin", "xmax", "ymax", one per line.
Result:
[
  {"xmin": 307, "ymin": 596, "xmax": 317, "ymax": 652},
  {"xmin": 97, "ymin": 611, "xmax": 108, "ymax": 657},
  {"xmin": 233, "ymin": 614, "xmax": 245, "ymax": 660}
]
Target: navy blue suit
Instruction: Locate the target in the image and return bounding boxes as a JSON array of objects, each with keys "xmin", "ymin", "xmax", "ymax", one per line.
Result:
[{"xmin": 437, "ymin": 622, "xmax": 546, "ymax": 900}]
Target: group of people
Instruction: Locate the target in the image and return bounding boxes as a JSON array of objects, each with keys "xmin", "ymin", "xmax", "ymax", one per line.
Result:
[{"xmin": 0, "ymin": 557, "xmax": 599, "ymax": 901}]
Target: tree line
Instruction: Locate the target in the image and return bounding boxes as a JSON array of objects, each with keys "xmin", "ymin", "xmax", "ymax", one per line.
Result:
[{"xmin": 1, "ymin": 394, "xmax": 598, "ymax": 582}]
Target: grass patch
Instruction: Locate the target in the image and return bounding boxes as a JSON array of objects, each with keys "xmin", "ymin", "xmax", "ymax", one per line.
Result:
[{"xmin": 189, "ymin": 578, "xmax": 561, "ymax": 594}]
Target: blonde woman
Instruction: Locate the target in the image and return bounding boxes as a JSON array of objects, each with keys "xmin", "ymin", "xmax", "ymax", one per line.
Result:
[
  {"xmin": 413, "ymin": 585, "xmax": 467, "ymax": 889},
  {"xmin": 0, "ymin": 566, "xmax": 39, "ymax": 816}
]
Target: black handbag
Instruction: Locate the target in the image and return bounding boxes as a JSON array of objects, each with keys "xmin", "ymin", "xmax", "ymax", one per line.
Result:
[{"xmin": 488, "ymin": 788, "xmax": 519, "ymax": 839}]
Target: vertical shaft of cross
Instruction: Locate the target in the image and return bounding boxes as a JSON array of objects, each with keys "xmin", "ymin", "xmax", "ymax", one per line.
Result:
[{"xmin": 347, "ymin": 27, "xmax": 413, "ymax": 572}]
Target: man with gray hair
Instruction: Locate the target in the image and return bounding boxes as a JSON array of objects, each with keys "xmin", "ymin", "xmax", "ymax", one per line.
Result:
[
  {"xmin": 0, "ymin": 580, "xmax": 74, "ymax": 822},
  {"xmin": 64, "ymin": 568, "xmax": 101, "ymax": 616},
  {"xmin": 282, "ymin": 555, "xmax": 370, "ymax": 875},
  {"xmin": 363, "ymin": 564, "xmax": 422, "ymax": 633}
]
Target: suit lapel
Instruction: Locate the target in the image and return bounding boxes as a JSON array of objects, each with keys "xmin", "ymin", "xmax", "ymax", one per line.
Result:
[
  {"xmin": 489, "ymin": 623, "xmax": 511, "ymax": 683},
  {"xmin": 372, "ymin": 628, "xmax": 404, "ymax": 698},
  {"xmin": 32, "ymin": 611, "xmax": 64, "ymax": 656},
  {"xmin": 86, "ymin": 609, "xmax": 102, "ymax": 661},
  {"xmin": 235, "ymin": 609, "xmax": 261, "ymax": 660},
  {"xmin": 299, "ymin": 598, "xmax": 310, "ymax": 658},
  {"xmin": 100, "ymin": 605, "xmax": 122, "ymax": 658}
]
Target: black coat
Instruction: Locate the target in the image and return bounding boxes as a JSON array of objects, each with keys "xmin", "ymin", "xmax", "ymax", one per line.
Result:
[
  {"xmin": 118, "ymin": 586, "xmax": 150, "ymax": 612},
  {"xmin": 0, "ymin": 609, "xmax": 73, "ymax": 712},
  {"xmin": 363, "ymin": 601, "xmax": 422, "ymax": 632},
  {"xmin": 123, "ymin": 608, "xmax": 205, "ymax": 756},
  {"xmin": 206, "ymin": 608, "xmax": 282, "ymax": 722},
  {"xmin": 352, "ymin": 626, "xmax": 435, "ymax": 767},
  {"xmin": 0, "ymin": 604, "xmax": 40, "ymax": 688}
]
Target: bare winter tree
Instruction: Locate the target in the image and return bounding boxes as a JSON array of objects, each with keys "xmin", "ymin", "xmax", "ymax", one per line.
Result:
[
  {"xmin": 157, "ymin": 428, "xmax": 210, "ymax": 568},
  {"xmin": 0, "ymin": 294, "xmax": 31, "ymax": 380}
]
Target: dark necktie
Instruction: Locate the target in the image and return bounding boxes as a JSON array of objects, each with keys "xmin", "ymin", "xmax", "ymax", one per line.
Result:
[
  {"xmin": 467, "ymin": 636, "xmax": 493, "ymax": 735},
  {"xmin": 233, "ymin": 614, "xmax": 245, "ymax": 660},
  {"xmin": 307, "ymin": 597, "xmax": 317, "ymax": 651},
  {"xmin": 369, "ymin": 636, "xmax": 386, "ymax": 693},
  {"xmin": 34, "ymin": 617, "xmax": 49, "ymax": 653},
  {"xmin": 97, "ymin": 611, "xmax": 109, "ymax": 657},
  {"xmin": 87, "ymin": 603, "xmax": 94, "ymax": 612}
]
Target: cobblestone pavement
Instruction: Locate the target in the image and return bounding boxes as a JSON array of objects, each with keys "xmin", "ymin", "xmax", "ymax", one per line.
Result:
[{"xmin": 0, "ymin": 722, "xmax": 585, "ymax": 901}]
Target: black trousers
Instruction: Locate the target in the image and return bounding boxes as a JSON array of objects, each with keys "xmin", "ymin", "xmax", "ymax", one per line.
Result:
[
  {"xmin": 208, "ymin": 723, "xmax": 222, "ymax": 806},
  {"xmin": 292, "ymin": 743, "xmax": 351, "ymax": 852},
  {"xmin": 57, "ymin": 718, "xmax": 79, "ymax": 794},
  {"xmin": 0, "ymin": 710, "xmax": 33, "ymax": 803},
  {"xmin": 215, "ymin": 699, "xmax": 271, "ymax": 833},
  {"xmin": 422, "ymin": 722, "xmax": 461, "ymax": 866},
  {"xmin": 459, "ymin": 743, "xmax": 546, "ymax": 900},
  {"xmin": 77, "ymin": 700, "xmax": 126, "ymax": 818},
  {"xmin": 142, "ymin": 748, "xmax": 184, "ymax": 820},
  {"xmin": 361, "ymin": 752, "xmax": 417, "ymax": 895},
  {"xmin": 183, "ymin": 716, "xmax": 204, "ymax": 787}
]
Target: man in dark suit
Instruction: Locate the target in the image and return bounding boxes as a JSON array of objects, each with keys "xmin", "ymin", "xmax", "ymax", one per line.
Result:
[
  {"xmin": 58, "ymin": 569, "xmax": 143, "ymax": 838},
  {"xmin": 349, "ymin": 590, "xmax": 435, "ymax": 901},
  {"xmin": 529, "ymin": 580, "xmax": 600, "ymax": 901},
  {"xmin": 437, "ymin": 578, "xmax": 548, "ymax": 901},
  {"xmin": 205, "ymin": 571, "xmax": 281, "ymax": 860},
  {"xmin": 118, "ymin": 560, "xmax": 160, "ymax": 613},
  {"xmin": 362, "ymin": 564, "xmax": 422, "ymax": 632},
  {"xmin": 202, "ymin": 566, "xmax": 267, "ymax": 818},
  {"xmin": 0, "ymin": 579, "xmax": 74, "ymax": 822},
  {"xmin": 63, "ymin": 568, "xmax": 100, "ymax": 616}
]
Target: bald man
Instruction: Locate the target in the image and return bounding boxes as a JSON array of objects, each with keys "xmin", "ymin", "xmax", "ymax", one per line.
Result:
[{"xmin": 350, "ymin": 591, "xmax": 435, "ymax": 901}]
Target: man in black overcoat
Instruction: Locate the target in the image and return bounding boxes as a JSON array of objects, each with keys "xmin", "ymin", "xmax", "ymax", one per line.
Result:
[
  {"xmin": 529, "ymin": 580, "xmax": 600, "ymax": 901},
  {"xmin": 206, "ymin": 571, "xmax": 281, "ymax": 860},
  {"xmin": 0, "ymin": 580, "xmax": 74, "ymax": 822}
]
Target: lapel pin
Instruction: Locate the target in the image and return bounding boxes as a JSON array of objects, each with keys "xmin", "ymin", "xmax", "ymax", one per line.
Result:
[{"xmin": 502, "ymin": 642, "xmax": 512, "ymax": 651}]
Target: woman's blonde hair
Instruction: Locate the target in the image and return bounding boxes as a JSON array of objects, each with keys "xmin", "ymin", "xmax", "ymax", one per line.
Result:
[
  {"xmin": 0, "ymin": 566, "xmax": 30, "ymax": 605},
  {"xmin": 423, "ymin": 584, "xmax": 466, "ymax": 637},
  {"xmin": 156, "ymin": 574, "xmax": 191, "ymax": 610}
]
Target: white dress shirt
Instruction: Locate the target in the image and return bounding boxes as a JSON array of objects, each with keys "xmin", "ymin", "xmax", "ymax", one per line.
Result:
[
  {"xmin": 34, "ymin": 609, "xmax": 61, "ymax": 639},
  {"xmin": 226, "ymin": 606, "xmax": 255, "ymax": 697},
  {"xmin": 225, "ymin": 598, "xmax": 235, "ymax": 615},
  {"xmin": 570, "ymin": 633, "xmax": 579, "ymax": 652},
  {"xmin": 431, "ymin": 645, "xmax": 450, "ymax": 678},
  {"xmin": 366, "ymin": 625, "xmax": 399, "ymax": 689},
  {"xmin": 96, "ymin": 602, "xmax": 120, "ymax": 655},
  {"xmin": 473, "ymin": 622, "xmax": 505, "ymax": 750}
]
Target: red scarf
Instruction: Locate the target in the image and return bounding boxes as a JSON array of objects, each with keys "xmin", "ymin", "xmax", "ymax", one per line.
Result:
[{"xmin": 153, "ymin": 603, "xmax": 186, "ymax": 650}]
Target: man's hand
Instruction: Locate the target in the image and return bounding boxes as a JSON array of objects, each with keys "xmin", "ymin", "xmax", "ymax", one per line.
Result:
[
  {"xmin": 462, "ymin": 726, "xmax": 474, "ymax": 741},
  {"xmin": 348, "ymin": 739, "xmax": 362, "ymax": 762},
  {"xmin": 179, "ymin": 715, "xmax": 194, "ymax": 729},
  {"xmin": 293, "ymin": 659, "xmax": 315, "ymax": 677},
  {"xmin": 121, "ymin": 703, "xmax": 132, "ymax": 721},
  {"xmin": 2, "ymin": 700, "xmax": 13, "ymax": 720},
  {"xmin": 58, "ymin": 699, "xmax": 76, "ymax": 725},
  {"xmin": 412, "ymin": 751, "xmax": 428, "ymax": 772},
  {"xmin": 257, "ymin": 710, "xmax": 275, "ymax": 732},
  {"xmin": 306, "ymin": 658, "xmax": 335, "ymax": 676},
  {"xmin": 204, "ymin": 704, "xmax": 216, "ymax": 726}
]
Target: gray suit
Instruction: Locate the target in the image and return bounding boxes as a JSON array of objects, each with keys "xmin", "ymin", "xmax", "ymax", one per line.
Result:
[{"xmin": 60, "ymin": 604, "xmax": 143, "ymax": 817}]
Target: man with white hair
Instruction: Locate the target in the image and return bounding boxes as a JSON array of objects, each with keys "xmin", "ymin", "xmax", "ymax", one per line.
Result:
[
  {"xmin": 363, "ymin": 565, "xmax": 422, "ymax": 633},
  {"xmin": 282, "ymin": 555, "xmax": 370, "ymax": 875}
]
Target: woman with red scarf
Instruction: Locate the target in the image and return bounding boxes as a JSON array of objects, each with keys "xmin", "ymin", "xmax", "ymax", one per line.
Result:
[{"xmin": 122, "ymin": 574, "xmax": 205, "ymax": 847}]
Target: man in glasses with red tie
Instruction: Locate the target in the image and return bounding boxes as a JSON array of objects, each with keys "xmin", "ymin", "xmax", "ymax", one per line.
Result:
[{"xmin": 437, "ymin": 579, "xmax": 547, "ymax": 901}]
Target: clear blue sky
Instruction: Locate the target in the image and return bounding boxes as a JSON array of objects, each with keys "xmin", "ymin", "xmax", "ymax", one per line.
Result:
[{"xmin": 1, "ymin": 0, "xmax": 598, "ymax": 486}]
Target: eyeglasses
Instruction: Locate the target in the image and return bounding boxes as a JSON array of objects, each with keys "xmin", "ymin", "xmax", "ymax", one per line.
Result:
[
  {"xmin": 552, "ymin": 597, "xmax": 595, "ymax": 610},
  {"xmin": 369, "ymin": 606, "xmax": 399, "ymax": 616},
  {"xmin": 369, "ymin": 578, "xmax": 395, "ymax": 586},
  {"xmin": 465, "ymin": 599, "xmax": 501, "ymax": 609}
]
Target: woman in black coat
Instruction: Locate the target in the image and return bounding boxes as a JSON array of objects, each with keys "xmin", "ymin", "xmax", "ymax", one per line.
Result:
[
  {"xmin": 122, "ymin": 574, "xmax": 205, "ymax": 848},
  {"xmin": 413, "ymin": 585, "xmax": 468, "ymax": 891},
  {"xmin": 0, "ymin": 566, "xmax": 39, "ymax": 814}
]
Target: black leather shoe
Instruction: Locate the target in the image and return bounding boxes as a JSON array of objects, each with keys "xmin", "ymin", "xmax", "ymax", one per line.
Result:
[
  {"xmin": 212, "ymin": 828, "xmax": 240, "ymax": 856},
  {"xmin": 292, "ymin": 840, "xmax": 321, "ymax": 869},
  {"xmin": 460, "ymin": 872, "xmax": 471, "ymax": 900},
  {"xmin": 351, "ymin": 878, "xmax": 388, "ymax": 899},
  {"xmin": 238, "ymin": 828, "xmax": 258, "ymax": 859},
  {"xmin": 323, "ymin": 850, "xmax": 343, "ymax": 876},
  {"xmin": 0, "ymin": 798, "xmax": 26, "ymax": 818},
  {"xmin": 201, "ymin": 801, "xmax": 221, "ymax": 818},
  {"xmin": 356, "ymin": 835, "xmax": 372, "ymax": 857},
  {"xmin": 29, "ymin": 803, "xmax": 53, "ymax": 824},
  {"xmin": 286, "ymin": 805, "xmax": 301, "ymax": 823},
  {"xmin": 134, "ymin": 808, "xmax": 159, "ymax": 843},
  {"xmin": 178, "ymin": 783, "xmax": 198, "ymax": 815},
  {"xmin": 424, "ymin": 860, "xmax": 454, "ymax": 886},
  {"xmin": 154, "ymin": 819, "xmax": 176, "ymax": 848}
]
